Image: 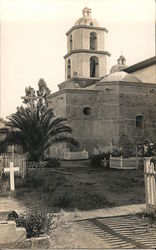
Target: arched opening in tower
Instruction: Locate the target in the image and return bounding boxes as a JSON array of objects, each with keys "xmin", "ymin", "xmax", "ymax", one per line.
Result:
[
  {"xmin": 70, "ymin": 35, "xmax": 73, "ymax": 51},
  {"xmin": 67, "ymin": 59, "xmax": 71, "ymax": 79},
  {"xmin": 90, "ymin": 56, "xmax": 99, "ymax": 77},
  {"xmin": 90, "ymin": 32, "xmax": 97, "ymax": 50}
]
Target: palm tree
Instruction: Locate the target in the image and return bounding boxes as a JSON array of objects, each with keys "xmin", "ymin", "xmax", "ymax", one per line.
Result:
[{"xmin": 0, "ymin": 104, "xmax": 78, "ymax": 162}]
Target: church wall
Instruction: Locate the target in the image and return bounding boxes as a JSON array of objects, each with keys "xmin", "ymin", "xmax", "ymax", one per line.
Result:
[
  {"xmin": 65, "ymin": 89, "xmax": 120, "ymax": 153},
  {"xmin": 49, "ymin": 82, "xmax": 156, "ymax": 156},
  {"xmin": 48, "ymin": 91, "xmax": 67, "ymax": 118},
  {"xmin": 131, "ymin": 64, "xmax": 156, "ymax": 84},
  {"xmin": 119, "ymin": 82, "xmax": 156, "ymax": 149}
]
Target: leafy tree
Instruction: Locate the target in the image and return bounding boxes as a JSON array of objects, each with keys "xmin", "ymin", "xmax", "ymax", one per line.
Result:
[{"xmin": 0, "ymin": 80, "xmax": 78, "ymax": 161}]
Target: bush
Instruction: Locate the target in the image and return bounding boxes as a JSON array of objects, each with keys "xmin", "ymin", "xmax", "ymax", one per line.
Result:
[
  {"xmin": 90, "ymin": 152, "xmax": 109, "ymax": 167},
  {"xmin": 53, "ymin": 192, "xmax": 72, "ymax": 208},
  {"xmin": 111, "ymin": 149, "xmax": 122, "ymax": 157},
  {"xmin": 8, "ymin": 210, "xmax": 53, "ymax": 238},
  {"xmin": 90, "ymin": 154, "xmax": 102, "ymax": 167},
  {"xmin": 27, "ymin": 158, "xmax": 60, "ymax": 169},
  {"xmin": 44, "ymin": 158, "xmax": 60, "ymax": 168}
]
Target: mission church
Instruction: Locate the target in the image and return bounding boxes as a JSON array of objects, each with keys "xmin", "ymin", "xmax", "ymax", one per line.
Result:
[{"xmin": 48, "ymin": 7, "xmax": 156, "ymax": 156}]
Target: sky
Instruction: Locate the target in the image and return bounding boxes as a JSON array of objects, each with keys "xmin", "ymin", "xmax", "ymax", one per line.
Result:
[{"xmin": 1, "ymin": 0, "xmax": 155, "ymax": 119}]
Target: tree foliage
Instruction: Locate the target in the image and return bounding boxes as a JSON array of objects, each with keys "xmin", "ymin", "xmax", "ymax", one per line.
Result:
[{"xmin": 0, "ymin": 79, "xmax": 78, "ymax": 161}]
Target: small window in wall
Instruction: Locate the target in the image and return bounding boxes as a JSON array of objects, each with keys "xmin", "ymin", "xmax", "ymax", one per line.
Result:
[
  {"xmin": 67, "ymin": 59, "xmax": 71, "ymax": 79},
  {"xmin": 83, "ymin": 107, "xmax": 92, "ymax": 115},
  {"xmin": 136, "ymin": 115, "xmax": 144, "ymax": 129},
  {"xmin": 70, "ymin": 35, "xmax": 72, "ymax": 51}
]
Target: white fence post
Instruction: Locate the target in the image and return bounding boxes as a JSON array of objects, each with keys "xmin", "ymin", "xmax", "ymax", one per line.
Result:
[
  {"xmin": 144, "ymin": 157, "xmax": 156, "ymax": 214},
  {"xmin": 0, "ymin": 157, "xmax": 2, "ymax": 179}
]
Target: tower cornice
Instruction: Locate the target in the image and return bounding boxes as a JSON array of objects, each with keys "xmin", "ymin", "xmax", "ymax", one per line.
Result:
[
  {"xmin": 66, "ymin": 25, "xmax": 108, "ymax": 36},
  {"xmin": 64, "ymin": 49, "xmax": 111, "ymax": 59}
]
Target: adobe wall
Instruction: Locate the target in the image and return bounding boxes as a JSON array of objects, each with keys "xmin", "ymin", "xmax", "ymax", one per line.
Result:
[
  {"xmin": 48, "ymin": 81, "xmax": 156, "ymax": 155},
  {"xmin": 65, "ymin": 88, "xmax": 120, "ymax": 153},
  {"xmin": 48, "ymin": 91, "xmax": 67, "ymax": 118},
  {"xmin": 119, "ymin": 82, "xmax": 156, "ymax": 146}
]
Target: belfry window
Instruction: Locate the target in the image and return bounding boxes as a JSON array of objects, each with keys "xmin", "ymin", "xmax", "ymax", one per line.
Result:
[
  {"xmin": 70, "ymin": 35, "xmax": 72, "ymax": 51},
  {"xmin": 90, "ymin": 32, "xmax": 97, "ymax": 50},
  {"xmin": 67, "ymin": 59, "xmax": 71, "ymax": 79},
  {"xmin": 90, "ymin": 56, "xmax": 99, "ymax": 77}
]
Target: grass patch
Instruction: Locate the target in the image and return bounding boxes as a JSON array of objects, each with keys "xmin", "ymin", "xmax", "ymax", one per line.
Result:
[{"xmin": 14, "ymin": 161, "xmax": 145, "ymax": 211}]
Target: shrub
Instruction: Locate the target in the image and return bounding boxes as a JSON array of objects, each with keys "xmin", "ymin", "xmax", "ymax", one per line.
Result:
[
  {"xmin": 27, "ymin": 158, "xmax": 60, "ymax": 169},
  {"xmin": 90, "ymin": 154, "xmax": 102, "ymax": 167},
  {"xmin": 53, "ymin": 192, "xmax": 72, "ymax": 208},
  {"xmin": 44, "ymin": 158, "xmax": 60, "ymax": 168},
  {"xmin": 8, "ymin": 210, "xmax": 53, "ymax": 238},
  {"xmin": 111, "ymin": 149, "xmax": 122, "ymax": 157},
  {"xmin": 120, "ymin": 134, "xmax": 133, "ymax": 158},
  {"xmin": 90, "ymin": 152, "xmax": 111, "ymax": 167}
]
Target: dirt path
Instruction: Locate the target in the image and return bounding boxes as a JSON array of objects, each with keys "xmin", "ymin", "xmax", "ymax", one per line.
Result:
[
  {"xmin": 0, "ymin": 196, "xmax": 146, "ymax": 248},
  {"xmin": 49, "ymin": 204, "xmax": 146, "ymax": 248}
]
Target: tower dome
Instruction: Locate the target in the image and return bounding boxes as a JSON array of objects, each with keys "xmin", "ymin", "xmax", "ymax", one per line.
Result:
[
  {"xmin": 110, "ymin": 55, "xmax": 127, "ymax": 73},
  {"xmin": 74, "ymin": 7, "xmax": 99, "ymax": 26}
]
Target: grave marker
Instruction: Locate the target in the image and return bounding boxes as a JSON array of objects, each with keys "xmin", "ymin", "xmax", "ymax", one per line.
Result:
[{"xmin": 4, "ymin": 162, "xmax": 19, "ymax": 191}]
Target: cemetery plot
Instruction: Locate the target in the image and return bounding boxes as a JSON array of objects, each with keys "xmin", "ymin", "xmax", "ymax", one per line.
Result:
[{"xmin": 76, "ymin": 214, "xmax": 156, "ymax": 249}]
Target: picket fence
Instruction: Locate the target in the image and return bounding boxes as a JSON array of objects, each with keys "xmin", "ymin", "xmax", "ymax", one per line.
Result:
[
  {"xmin": 0, "ymin": 153, "xmax": 27, "ymax": 178},
  {"xmin": 62, "ymin": 150, "xmax": 89, "ymax": 160},
  {"xmin": 144, "ymin": 157, "xmax": 156, "ymax": 214}
]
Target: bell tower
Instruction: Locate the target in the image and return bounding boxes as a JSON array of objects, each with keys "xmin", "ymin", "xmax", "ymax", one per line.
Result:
[{"xmin": 63, "ymin": 7, "xmax": 111, "ymax": 87}]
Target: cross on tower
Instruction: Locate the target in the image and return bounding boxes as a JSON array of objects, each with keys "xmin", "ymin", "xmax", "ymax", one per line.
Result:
[{"xmin": 21, "ymin": 87, "xmax": 38, "ymax": 109}]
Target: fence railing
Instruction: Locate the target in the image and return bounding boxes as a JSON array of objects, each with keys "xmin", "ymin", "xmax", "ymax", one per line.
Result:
[
  {"xmin": 0, "ymin": 157, "xmax": 2, "ymax": 179},
  {"xmin": 0, "ymin": 153, "xmax": 27, "ymax": 178},
  {"xmin": 62, "ymin": 150, "xmax": 89, "ymax": 160},
  {"xmin": 144, "ymin": 157, "xmax": 156, "ymax": 214}
]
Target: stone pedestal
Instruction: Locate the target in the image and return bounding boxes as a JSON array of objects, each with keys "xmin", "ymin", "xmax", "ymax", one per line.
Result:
[{"xmin": 0, "ymin": 220, "xmax": 26, "ymax": 248}]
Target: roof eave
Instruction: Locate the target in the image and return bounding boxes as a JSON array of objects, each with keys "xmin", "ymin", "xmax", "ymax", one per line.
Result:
[
  {"xmin": 66, "ymin": 25, "xmax": 108, "ymax": 36},
  {"xmin": 124, "ymin": 56, "xmax": 156, "ymax": 73}
]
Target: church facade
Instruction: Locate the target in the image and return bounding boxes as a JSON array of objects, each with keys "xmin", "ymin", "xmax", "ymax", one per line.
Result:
[{"xmin": 48, "ymin": 7, "xmax": 156, "ymax": 155}]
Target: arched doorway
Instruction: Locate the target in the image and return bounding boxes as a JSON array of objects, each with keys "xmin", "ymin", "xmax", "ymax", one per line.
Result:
[{"xmin": 90, "ymin": 56, "xmax": 99, "ymax": 77}]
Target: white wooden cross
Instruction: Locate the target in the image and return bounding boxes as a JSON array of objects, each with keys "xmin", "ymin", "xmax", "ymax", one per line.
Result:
[{"xmin": 4, "ymin": 162, "xmax": 19, "ymax": 191}]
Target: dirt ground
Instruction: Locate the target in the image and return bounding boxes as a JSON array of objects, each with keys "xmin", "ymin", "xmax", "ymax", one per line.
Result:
[{"xmin": 0, "ymin": 160, "xmax": 147, "ymax": 248}]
